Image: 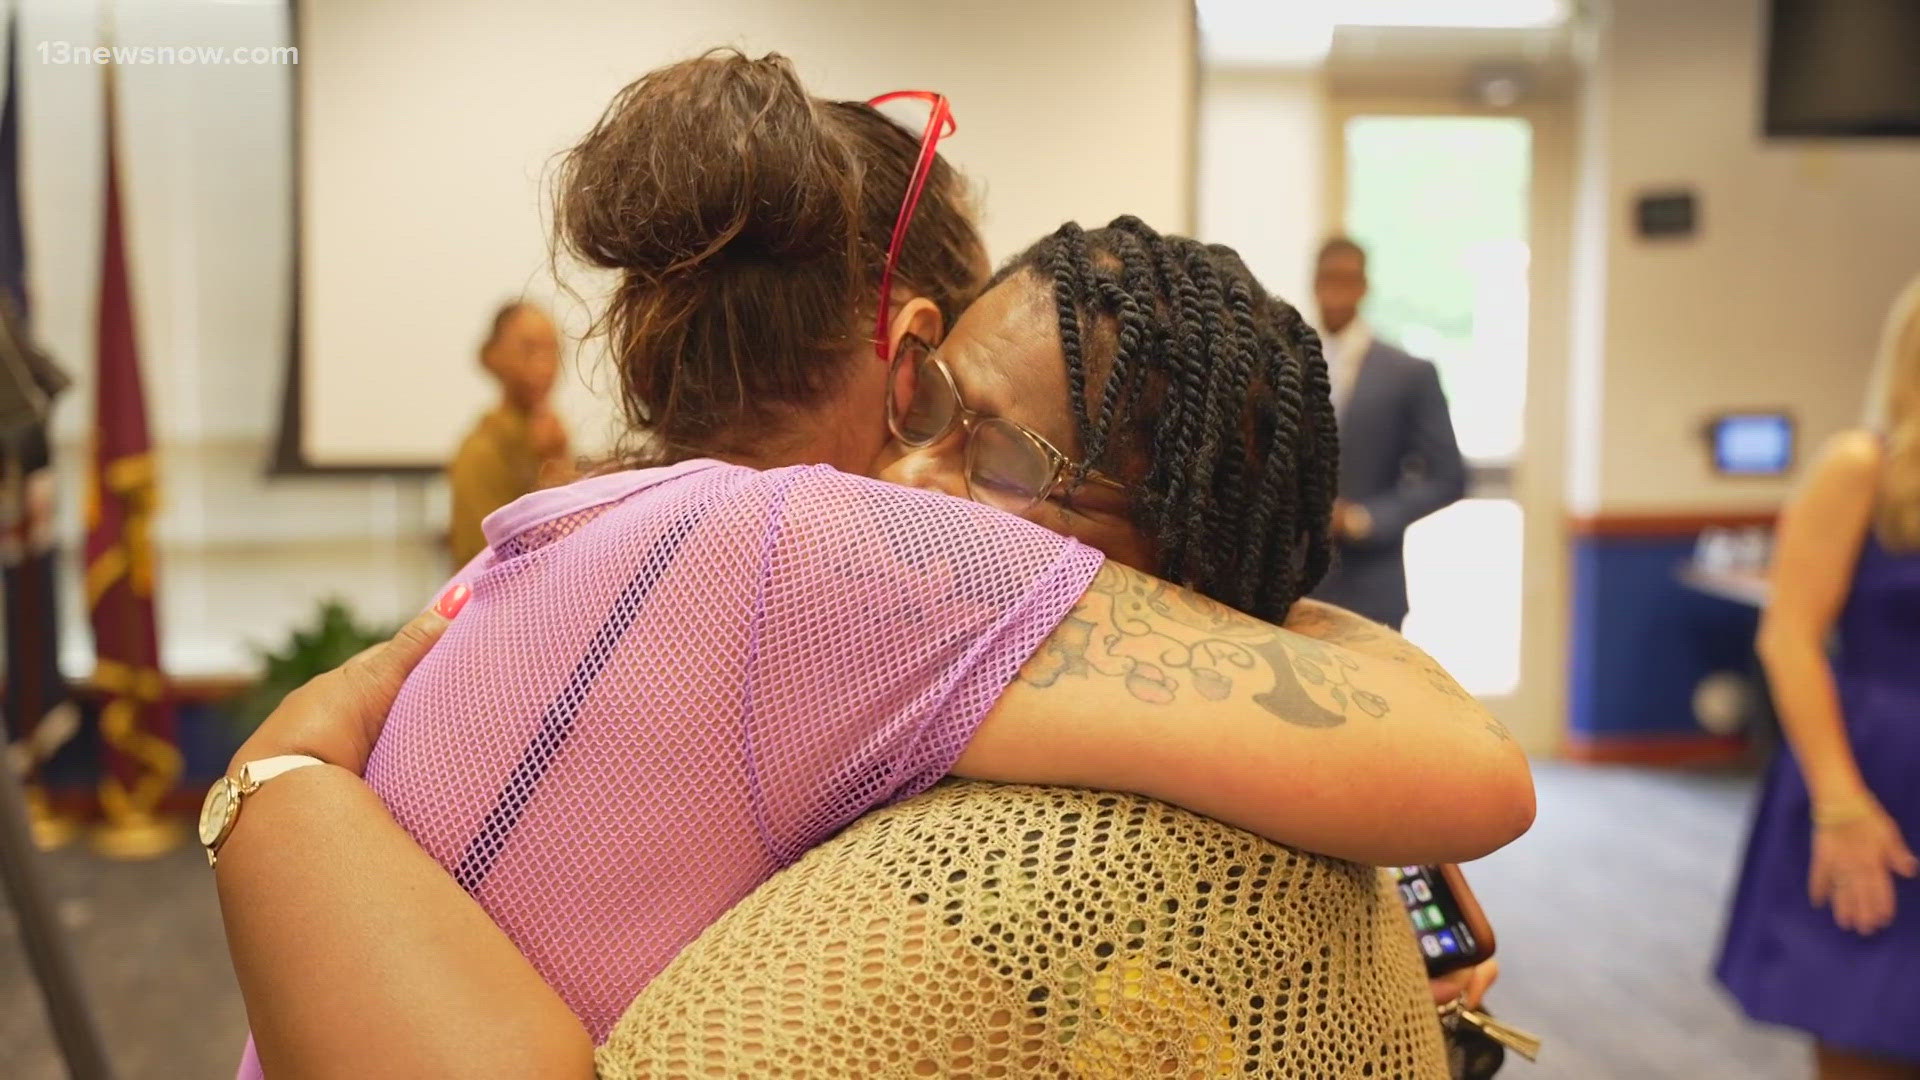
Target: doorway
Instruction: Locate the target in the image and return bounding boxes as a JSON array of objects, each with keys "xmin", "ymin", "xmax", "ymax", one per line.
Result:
[{"xmin": 1327, "ymin": 95, "xmax": 1573, "ymax": 748}]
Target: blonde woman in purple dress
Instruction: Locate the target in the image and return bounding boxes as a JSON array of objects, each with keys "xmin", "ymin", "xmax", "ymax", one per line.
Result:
[{"xmin": 1719, "ymin": 275, "xmax": 1920, "ymax": 1079}]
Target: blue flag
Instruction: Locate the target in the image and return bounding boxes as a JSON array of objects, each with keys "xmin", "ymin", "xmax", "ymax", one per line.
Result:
[{"xmin": 2, "ymin": 9, "xmax": 79, "ymax": 781}]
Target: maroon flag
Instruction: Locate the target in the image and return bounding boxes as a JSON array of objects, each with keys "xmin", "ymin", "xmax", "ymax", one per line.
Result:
[{"xmin": 84, "ymin": 77, "xmax": 180, "ymax": 849}]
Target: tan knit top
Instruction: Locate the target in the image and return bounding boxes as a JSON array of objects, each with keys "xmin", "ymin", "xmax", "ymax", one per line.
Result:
[{"xmin": 596, "ymin": 780, "xmax": 1449, "ymax": 1078}]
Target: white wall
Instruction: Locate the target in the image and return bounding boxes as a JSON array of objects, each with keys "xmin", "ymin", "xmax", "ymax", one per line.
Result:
[
  {"xmin": 1196, "ymin": 68, "xmax": 1327, "ymax": 317},
  {"xmin": 1563, "ymin": 17, "xmax": 1610, "ymax": 515},
  {"xmin": 15, "ymin": 0, "xmax": 1197, "ymax": 677},
  {"xmin": 22, "ymin": 0, "xmax": 445, "ymax": 678},
  {"xmin": 300, "ymin": 0, "xmax": 1198, "ymax": 467},
  {"xmin": 1571, "ymin": 0, "xmax": 1920, "ymax": 512}
]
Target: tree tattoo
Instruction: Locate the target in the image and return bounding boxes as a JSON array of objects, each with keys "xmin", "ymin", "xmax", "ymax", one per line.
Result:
[
  {"xmin": 1261, "ymin": 597, "xmax": 1510, "ymax": 745},
  {"xmin": 1016, "ymin": 565, "xmax": 1392, "ymax": 727}
]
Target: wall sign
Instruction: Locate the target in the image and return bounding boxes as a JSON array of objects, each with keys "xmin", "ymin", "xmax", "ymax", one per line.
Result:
[{"xmin": 1635, "ymin": 189, "xmax": 1698, "ymax": 239}]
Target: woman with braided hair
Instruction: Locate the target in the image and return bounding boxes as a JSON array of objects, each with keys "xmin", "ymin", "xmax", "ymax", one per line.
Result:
[
  {"xmin": 211, "ymin": 51, "xmax": 1526, "ymax": 1078},
  {"xmin": 589, "ymin": 218, "xmax": 1495, "ymax": 1076},
  {"xmin": 884, "ymin": 216, "xmax": 1345, "ymax": 626}
]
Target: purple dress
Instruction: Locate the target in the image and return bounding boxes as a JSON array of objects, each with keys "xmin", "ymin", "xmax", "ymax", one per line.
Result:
[{"xmin": 1718, "ymin": 533, "xmax": 1920, "ymax": 1062}]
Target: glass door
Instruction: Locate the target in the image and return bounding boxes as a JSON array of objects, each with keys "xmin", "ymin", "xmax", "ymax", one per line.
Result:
[
  {"xmin": 1328, "ymin": 97, "xmax": 1573, "ymax": 745},
  {"xmin": 1343, "ymin": 114, "xmax": 1530, "ymax": 697}
]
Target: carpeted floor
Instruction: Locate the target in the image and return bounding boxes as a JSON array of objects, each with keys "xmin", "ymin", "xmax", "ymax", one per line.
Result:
[
  {"xmin": 1461, "ymin": 763, "xmax": 1809, "ymax": 1079},
  {"xmin": 2, "ymin": 831, "xmax": 245, "ymax": 1079},
  {"xmin": 2, "ymin": 763, "xmax": 1820, "ymax": 1078}
]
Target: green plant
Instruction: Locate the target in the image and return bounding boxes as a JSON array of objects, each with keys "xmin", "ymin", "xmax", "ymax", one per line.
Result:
[{"xmin": 229, "ymin": 598, "xmax": 399, "ymax": 732}]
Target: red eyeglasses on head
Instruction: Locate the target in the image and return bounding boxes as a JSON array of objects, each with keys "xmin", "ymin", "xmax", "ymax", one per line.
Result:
[{"xmin": 865, "ymin": 90, "xmax": 956, "ymax": 363}]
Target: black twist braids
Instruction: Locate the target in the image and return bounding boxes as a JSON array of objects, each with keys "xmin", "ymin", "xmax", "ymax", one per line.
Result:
[
  {"xmin": 1272, "ymin": 292, "xmax": 1339, "ymax": 592},
  {"xmin": 1047, "ymin": 224, "xmax": 1095, "ymax": 473},
  {"xmin": 1200, "ymin": 267, "xmax": 1262, "ymax": 551},
  {"xmin": 1259, "ymin": 290, "xmax": 1336, "ymax": 599},
  {"xmin": 1095, "ymin": 226, "xmax": 1162, "ymax": 477},
  {"xmin": 1124, "ymin": 219, "xmax": 1212, "ymax": 583},
  {"xmin": 993, "ymin": 217, "xmax": 1341, "ymax": 623}
]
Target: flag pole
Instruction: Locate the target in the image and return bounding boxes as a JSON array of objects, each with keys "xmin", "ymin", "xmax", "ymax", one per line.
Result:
[{"xmin": 86, "ymin": 15, "xmax": 182, "ymax": 861}]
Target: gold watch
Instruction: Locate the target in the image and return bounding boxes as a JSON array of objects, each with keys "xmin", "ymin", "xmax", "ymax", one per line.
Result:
[{"xmin": 197, "ymin": 754, "xmax": 326, "ymax": 867}]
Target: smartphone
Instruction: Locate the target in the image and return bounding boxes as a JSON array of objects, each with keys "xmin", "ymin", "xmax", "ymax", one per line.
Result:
[{"xmin": 1389, "ymin": 864, "xmax": 1496, "ymax": 978}]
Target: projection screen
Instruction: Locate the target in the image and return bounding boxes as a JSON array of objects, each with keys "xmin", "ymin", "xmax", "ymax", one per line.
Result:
[{"xmin": 292, "ymin": 0, "xmax": 1196, "ymax": 468}]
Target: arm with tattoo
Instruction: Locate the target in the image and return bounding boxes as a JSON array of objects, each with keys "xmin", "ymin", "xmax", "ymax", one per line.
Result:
[
  {"xmin": 956, "ymin": 562, "xmax": 1535, "ymax": 866},
  {"xmin": 1020, "ymin": 565, "xmax": 1389, "ymax": 727},
  {"xmin": 1282, "ymin": 599, "xmax": 1514, "ymax": 743}
]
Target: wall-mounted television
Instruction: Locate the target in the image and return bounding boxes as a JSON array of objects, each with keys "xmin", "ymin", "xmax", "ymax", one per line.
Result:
[
  {"xmin": 1765, "ymin": 0, "xmax": 1920, "ymax": 137},
  {"xmin": 1709, "ymin": 413, "xmax": 1795, "ymax": 477}
]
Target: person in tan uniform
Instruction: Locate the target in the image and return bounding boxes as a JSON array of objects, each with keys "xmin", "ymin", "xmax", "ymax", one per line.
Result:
[{"xmin": 448, "ymin": 301, "xmax": 571, "ymax": 564}]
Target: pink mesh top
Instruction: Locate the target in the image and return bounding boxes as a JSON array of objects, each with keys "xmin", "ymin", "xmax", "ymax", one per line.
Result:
[{"xmin": 237, "ymin": 459, "xmax": 1101, "ymax": 1072}]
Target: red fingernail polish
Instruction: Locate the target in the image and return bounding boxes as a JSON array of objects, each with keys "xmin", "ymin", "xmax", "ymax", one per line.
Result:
[{"xmin": 435, "ymin": 583, "xmax": 471, "ymax": 619}]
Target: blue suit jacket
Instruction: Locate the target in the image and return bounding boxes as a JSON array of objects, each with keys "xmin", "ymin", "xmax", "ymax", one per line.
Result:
[{"xmin": 1309, "ymin": 338, "xmax": 1466, "ymax": 629}]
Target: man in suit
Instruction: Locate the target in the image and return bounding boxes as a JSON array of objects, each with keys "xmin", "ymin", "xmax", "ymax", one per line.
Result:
[{"xmin": 1309, "ymin": 237, "xmax": 1466, "ymax": 630}]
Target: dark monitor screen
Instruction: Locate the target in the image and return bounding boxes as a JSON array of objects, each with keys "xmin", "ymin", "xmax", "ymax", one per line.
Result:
[{"xmin": 1766, "ymin": 0, "xmax": 1920, "ymax": 137}]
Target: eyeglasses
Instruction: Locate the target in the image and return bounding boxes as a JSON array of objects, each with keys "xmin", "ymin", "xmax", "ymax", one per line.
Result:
[
  {"xmin": 865, "ymin": 90, "xmax": 955, "ymax": 363},
  {"xmin": 887, "ymin": 334, "xmax": 1125, "ymax": 515}
]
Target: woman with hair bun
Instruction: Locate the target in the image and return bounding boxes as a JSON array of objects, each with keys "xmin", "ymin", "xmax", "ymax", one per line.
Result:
[{"xmin": 215, "ymin": 50, "xmax": 1529, "ymax": 1078}]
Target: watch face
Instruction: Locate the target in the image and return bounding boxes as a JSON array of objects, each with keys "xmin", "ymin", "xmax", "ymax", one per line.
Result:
[{"xmin": 198, "ymin": 778, "xmax": 237, "ymax": 848}]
